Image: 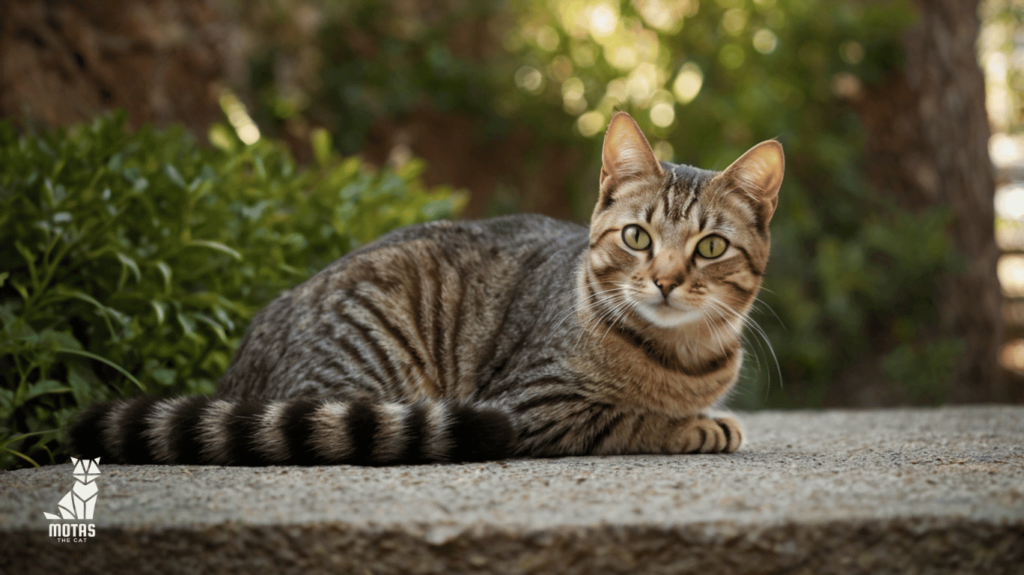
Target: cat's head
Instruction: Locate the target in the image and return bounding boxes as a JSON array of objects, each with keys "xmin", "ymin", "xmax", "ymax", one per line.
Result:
[{"xmin": 587, "ymin": 112, "xmax": 783, "ymax": 329}]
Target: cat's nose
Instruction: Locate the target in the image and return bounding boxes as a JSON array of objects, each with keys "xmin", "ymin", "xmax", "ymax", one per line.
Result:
[{"xmin": 652, "ymin": 278, "xmax": 677, "ymax": 298}]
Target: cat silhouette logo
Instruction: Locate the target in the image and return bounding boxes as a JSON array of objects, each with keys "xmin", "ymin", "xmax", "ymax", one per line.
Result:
[{"xmin": 44, "ymin": 457, "xmax": 99, "ymax": 542}]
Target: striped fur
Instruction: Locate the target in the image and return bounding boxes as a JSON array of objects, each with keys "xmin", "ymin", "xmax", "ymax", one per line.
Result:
[
  {"xmin": 69, "ymin": 112, "xmax": 782, "ymax": 465},
  {"xmin": 72, "ymin": 397, "xmax": 512, "ymax": 465}
]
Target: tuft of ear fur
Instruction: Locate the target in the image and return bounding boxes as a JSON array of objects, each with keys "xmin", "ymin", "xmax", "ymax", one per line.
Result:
[
  {"xmin": 599, "ymin": 112, "xmax": 663, "ymax": 205},
  {"xmin": 720, "ymin": 140, "xmax": 784, "ymax": 223}
]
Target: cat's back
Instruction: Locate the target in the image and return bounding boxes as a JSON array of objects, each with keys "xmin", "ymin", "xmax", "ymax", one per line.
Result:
[
  {"xmin": 324, "ymin": 213, "xmax": 588, "ymax": 296},
  {"xmin": 219, "ymin": 214, "xmax": 589, "ymax": 400},
  {"xmin": 344, "ymin": 213, "xmax": 587, "ymax": 261}
]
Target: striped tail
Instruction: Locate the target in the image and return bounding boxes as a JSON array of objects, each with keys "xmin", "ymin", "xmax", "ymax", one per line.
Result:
[{"xmin": 69, "ymin": 396, "xmax": 514, "ymax": 465}]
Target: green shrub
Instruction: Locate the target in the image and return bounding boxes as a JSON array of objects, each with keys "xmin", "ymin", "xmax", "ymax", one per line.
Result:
[{"xmin": 0, "ymin": 113, "xmax": 464, "ymax": 469}]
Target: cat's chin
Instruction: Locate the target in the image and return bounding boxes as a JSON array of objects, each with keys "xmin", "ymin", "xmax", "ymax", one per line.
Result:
[{"xmin": 635, "ymin": 302, "xmax": 705, "ymax": 328}]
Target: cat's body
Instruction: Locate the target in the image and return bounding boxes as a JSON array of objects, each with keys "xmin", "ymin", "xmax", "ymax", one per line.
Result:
[{"xmin": 71, "ymin": 113, "xmax": 783, "ymax": 466}]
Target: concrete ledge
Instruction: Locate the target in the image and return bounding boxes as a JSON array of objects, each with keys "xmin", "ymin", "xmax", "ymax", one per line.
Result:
[{"xmin": 2, "ymin": 407, "xmax": 1022, "ymax": 574}]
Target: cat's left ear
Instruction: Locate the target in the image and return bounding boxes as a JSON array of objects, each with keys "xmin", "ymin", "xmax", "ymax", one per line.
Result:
[{"xmin": 721, "ymin": 140, "xmax": 784, "ymax": 224}]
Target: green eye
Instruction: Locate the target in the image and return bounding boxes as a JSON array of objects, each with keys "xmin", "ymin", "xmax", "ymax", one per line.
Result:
[
  {"xmin": 622, "ymin": 225, "xmax": 652, "ymax": 251},
  {"xmin": 696, "ymin": 235, "xmax": 729, "ymax": 258}
]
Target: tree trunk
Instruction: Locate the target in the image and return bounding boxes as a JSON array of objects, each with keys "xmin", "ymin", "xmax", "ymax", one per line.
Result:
[
  {"xmin": 855, "ymin": 0, "xmax": 1004, "ymax": 402},
  {"xmin": 0, "ymin": 0, "xmax": 235, "ymax": 140}
]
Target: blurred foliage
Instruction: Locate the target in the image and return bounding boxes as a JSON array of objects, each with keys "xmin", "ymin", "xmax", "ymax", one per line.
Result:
[
  {"xmin": 0, "ymin": 112, "xmax": 464, "ymax": 469},
  {"xmin": 981, "ymin": 0, "xmax": 1024, "ymax": 134},
  {"xmin": 242, "ymin": 0, "xmax": 961, "ymax": 407}
]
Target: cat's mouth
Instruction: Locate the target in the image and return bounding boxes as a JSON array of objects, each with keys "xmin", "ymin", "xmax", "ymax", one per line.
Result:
[{"xmin": 636, "ymin": 299, "xmax": 705, "ymax": 328}]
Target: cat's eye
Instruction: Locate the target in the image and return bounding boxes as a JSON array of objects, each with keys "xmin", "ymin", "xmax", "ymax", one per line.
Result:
[
  {"xmin": 696, "ymin": 235, "xmax": 728, "ymax": 259},
  {"xmin": 622, "ymin": 225, "xmax": 652, "ymax": 251}
]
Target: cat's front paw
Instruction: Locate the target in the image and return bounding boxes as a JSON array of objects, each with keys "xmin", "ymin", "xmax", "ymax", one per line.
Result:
[{"xmin": 669, "ymin": 416, "xmax": 744, "ymax": 454}]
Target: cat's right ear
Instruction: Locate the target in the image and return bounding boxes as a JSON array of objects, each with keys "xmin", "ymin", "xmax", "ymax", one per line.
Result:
[{"xmin": 599, "ymin": 112, "xmax": 663, "ymax": 207}]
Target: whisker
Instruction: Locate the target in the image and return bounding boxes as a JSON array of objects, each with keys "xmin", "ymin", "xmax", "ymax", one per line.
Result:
[
  {"xmin": 549, "ymin": 284, "xmax": 633, "ymax": 333},
  {"xmin": 705, "ymin": 298, "xmax": 782, "ymax": 397},
  {"xmin": 706, "ymin": 299, "xmax": 763, "ymax": 378}
]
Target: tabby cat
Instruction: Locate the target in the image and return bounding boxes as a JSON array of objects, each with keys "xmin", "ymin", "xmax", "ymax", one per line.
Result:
[{"xmin": 70, "ymin": 112, "xmax": 784, "ymax": 466}]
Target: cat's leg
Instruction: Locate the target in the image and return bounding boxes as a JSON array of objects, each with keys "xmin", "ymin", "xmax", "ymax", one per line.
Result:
[
  {"xmin": 657, "ymin": 411, "xmax": 744, "ymax": 454},
  {"xmin": 510, "ymin": 399, "xmax": 743, "ymax": 457},
  {"xmin": 585, "ymin": 409, "xmax": 743, "ymax": 455}
]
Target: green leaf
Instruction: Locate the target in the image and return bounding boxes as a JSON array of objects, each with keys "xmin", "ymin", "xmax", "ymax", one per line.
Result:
[
  {"xmin": 151, "ymin": 368, "xmax": 176, "ymax": 387},
  {"xmin": 311, "ymin": 128, "xmax": 333, "ymax": 167},
  {"xmin": 186, "ymin": 240, "xmax": 242, "ymax": 261},
  {"xmin": 176, "ymin": 311, "xmax": 198, "ymax": 340},
  {"xmin": 0, "ymin": 445, "xmax": 40, "ymax": 468},
  {"xmin": 0, "ymin": 301, "xmax": 17, "ymax": 328},
  {"xmin": 165, "ymin": 164, "xmax": 187, "ymax": 188},
  {"xmin": 14, "ymin": 241, "xmax": 38, "ymax": 287},
  {"xmin": 150, "ymin": 300, "xmax": 167, "ymax": 325},
  {"xmin": 67, "ymin": 362, "xmax": 100, "ymax": 406},
  {"xmin": 116, "ymin": 252, "xmax": 142, "ymax": 285},
  {"xmin": 25, "ymin": 380, "xmax": 72, "ymax": 401},
  {"xmin": 56, "ymin": 289, "xmax": 118, "ymax": 339},
  {"xmin": 195, "ymin": 313, "xmax": 228, "ymax": 344},
  {"xmin": 155, "ymin": 261, "xmax": 173, "ymax": 294},
  {"xmin": 9, "ymin": 281, "xmax": 29, "ymax": 302},
  {"xmin": 208, "ymin": 123, "xmax": 235, "ymax": 151},
  {"xmin": 0, "ymin": 389, "xmax": 15, "ymax": 421},
  {"xmin": 253, "ymin": 156, "xmax": 267, "ymax": 181},
  {"xmin": 38, "ymin": 328, "xmax": 83, "ymax": 351},
  {"xmin": 107, "ymin": 153, "xmax": 123, "ymax": 172},
  {"xmin": 56, "ymin": 348, "xmax": 146, "ymax": 393}
]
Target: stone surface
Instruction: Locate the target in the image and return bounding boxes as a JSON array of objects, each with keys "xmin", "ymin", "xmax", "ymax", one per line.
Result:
[{"xmin": 1, "ymin": 407, "xmax": 1023, "ymax": 574}]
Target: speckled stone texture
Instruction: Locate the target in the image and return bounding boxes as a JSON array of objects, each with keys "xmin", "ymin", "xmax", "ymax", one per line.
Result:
[{"xmin": 1, "ymin": 407, "xmax": 1022, "ymax": 574}]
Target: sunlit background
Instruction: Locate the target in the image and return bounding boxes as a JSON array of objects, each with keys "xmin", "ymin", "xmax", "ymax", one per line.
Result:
[{"xmin": 984, "ymin": 3, "xmax": 1024, "ymax": 374}]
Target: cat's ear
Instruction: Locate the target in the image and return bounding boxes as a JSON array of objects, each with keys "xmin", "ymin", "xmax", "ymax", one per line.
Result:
[
  {"xmin": 600, "ymin": 112, "xmax": 663, "ymax": 190},
  {"xmin": 721, "ymin": 140, "xmax": 784, "ymax": 223}
]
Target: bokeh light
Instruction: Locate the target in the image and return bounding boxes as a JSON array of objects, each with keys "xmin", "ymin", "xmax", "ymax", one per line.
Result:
[
  {"xmin": 562, "ymin": 77, "xmax": 587, "ymax": 115},
  {"xmin": 515, "ymin": 65, "xmax": 544, "ymax": 93},
  {"xmin": 672, "ymin": 63, "xmax": 703, "ymax": 104},
  {"xmin": 588, "ymin": 3, "xmax": 618, "ymax": 38},
  {"xmin": 650, "ymin": 102, "xmax": 675, "ymax": 127},
  {"xmin": 753, "ymin": 29, "xmax": 778, "ymax": 54},
  {"xmin": 998, "ymin": 255, "xmax": 1024, "ymax": 297},
  {"xmin": 996, "ymin": 184, "xmax": 1024, "ymax": 221},
  {"xmin": 990, "ymin": 133, "xmax": 1024, "ymax": 168},
  {"xmin": 652, "ymin": 140, "xmax": 674, "ymax": 161},
  {"xmin": 577, "ymin": 110, "xmax": 606, "ymax": 137},
  {"xmin": 219, "ymin": 92, "xmax": 261, "ymax": 145}
]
